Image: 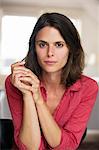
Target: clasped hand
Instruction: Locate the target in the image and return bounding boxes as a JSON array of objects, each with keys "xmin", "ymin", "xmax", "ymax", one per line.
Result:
[{"xmin": 11, "ymin": 61, "xmax": 41, "ymax": 103}]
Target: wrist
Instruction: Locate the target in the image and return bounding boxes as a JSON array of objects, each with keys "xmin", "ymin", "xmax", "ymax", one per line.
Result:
[
  {"xmin": 22, "ymin": 91, "xmax": 32, "ymax": 98},
  {"xmin": 34, "ymin": 93, "xmax": 44, "ymax": 105},
  {"xmin": 35, "ymin": 99, "xmax": 44, "ymax": 105}
]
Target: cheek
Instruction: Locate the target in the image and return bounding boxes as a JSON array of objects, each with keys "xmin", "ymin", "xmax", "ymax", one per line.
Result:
[
  {"xmin": 58, "ymin": 50, "xmax": 69, "ymax": 61},
  {"xmin": 36, "ymin": 47, "xmax": 44, "ymax": 58},
  {"xmin": 36, "ymin": 49, "xmax": 46, "ymax": 62}
]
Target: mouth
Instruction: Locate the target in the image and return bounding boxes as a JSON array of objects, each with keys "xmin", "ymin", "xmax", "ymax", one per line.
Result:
[{"xmin": 44, "ymin": 61, "xmax": 57, "ymax": 65}]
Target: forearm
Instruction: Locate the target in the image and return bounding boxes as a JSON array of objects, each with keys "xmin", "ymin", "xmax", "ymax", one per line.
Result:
[
  {"xmin": 19, "ymin": 93, "xmax": 41, "ymax": 150},
  {"xmin": 36, "ymin": 99, "xmax": 61, "ymax": 148}
]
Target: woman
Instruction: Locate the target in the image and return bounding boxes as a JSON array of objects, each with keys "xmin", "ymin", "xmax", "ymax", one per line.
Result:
[{"xmin": 5, "ymin": 12, "xmax": 98, "ymax": 150}]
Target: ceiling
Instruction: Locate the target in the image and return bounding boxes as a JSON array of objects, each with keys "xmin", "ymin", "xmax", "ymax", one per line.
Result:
[
  {"xmin": 0, "ymin": 0, "xmax": 99, "ymax": 23},
  {"xmin": 0, "ymin": 0, "xmax": 99, "ymax": 9}
]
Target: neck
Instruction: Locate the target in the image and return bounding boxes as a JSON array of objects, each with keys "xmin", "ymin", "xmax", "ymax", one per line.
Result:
[{"xmin": 41, "ymin": 71, "xmax": 63, "ymax": 91}]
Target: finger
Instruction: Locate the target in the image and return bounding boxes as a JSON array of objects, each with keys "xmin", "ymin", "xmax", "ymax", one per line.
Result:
[
  {"xmin": 13, "ymin": 66, "xmax": 30, "ymax": 72},
  {"xmin": 26, "ymin": 72, "xmax": 39, "ymax": 82},
  {"xmin": 13, "ymin": 69, "xmax": 28, "ymax": 75},
  {"xmin": 10, "ymin": 73, "xmax": 20, "ymax": 87},
  {"xmin": 11, "ymin": 61, "xmax": 25, "ymax": 73},
  {"xmin": 11, "ymin": 66, "xmax": 27, "ymax": 75},
  {"xmin": 19, "ymin": 76, "xmax": 40, "ymax": 91},
  {"xmin": 32, "ymin": 84, "xmax": 39, "ymax": 90},
  {"xmin": 18, "ymin": 81, "xmax": 32, "ymax": 91},
  {"xmin": 11, "ymin": 61, "xmax": 25, "ymax": 68},
  {"xmin": 11, "ymin": 72, "xmax": 27, "ymax": 86},
  {"xmin": 19, "ymin": 76, "xmax": 35, "ymax": 86},
  {"xmin": 14, "ymin": 67, "xmax": 39, "ymax": 83},
  {"xmin": 20, "ymin": 75, "xmax": 40, "ymax": 85},
  {"xmin": 12, "ymin": 71, "xmax": 27, "ymax": 81},
  {"xmin": 11, "ymin": 64, "xmax": 39, "ymax": 84}
]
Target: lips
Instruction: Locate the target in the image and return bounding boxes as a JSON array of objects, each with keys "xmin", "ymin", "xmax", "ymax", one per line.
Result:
[{"xmin": 44, "ymin": 60, "xmax": 57, "ymax": 64}]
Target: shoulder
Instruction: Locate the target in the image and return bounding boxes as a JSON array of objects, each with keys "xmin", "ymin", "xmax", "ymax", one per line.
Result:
[
  {"xmin": 69, "ymin": 75, "xmax": 98, "ymax": 92},
  {"xmin": 70, "ymin": 75, "xmax": 98, "ymax": 97},
  {"xmin": 79, "ymin": 75, "xmax": 99, "ymax": 98},
  {"xmin": 80, "ymin": 75, "xmax": 98, "ymax": 90}
]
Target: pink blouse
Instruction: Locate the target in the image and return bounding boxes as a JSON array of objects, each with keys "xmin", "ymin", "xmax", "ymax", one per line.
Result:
[{"xmin": 5, "ymin": 75, "xmax": 98, "ymax": 150}]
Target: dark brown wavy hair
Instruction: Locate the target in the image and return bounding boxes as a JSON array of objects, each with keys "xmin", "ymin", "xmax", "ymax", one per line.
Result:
[{"xmin": 24, "ymin": 12, "xmax": 85, "ymax": 88}]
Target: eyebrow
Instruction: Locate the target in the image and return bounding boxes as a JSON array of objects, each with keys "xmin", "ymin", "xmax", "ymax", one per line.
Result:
[
  {"xmin": 36, "ymin": 40, "xmax": 48, "ymax": 44},
  {"xmin": 36, "ymin": 40, "xmax": 65, "ymax": 44}
]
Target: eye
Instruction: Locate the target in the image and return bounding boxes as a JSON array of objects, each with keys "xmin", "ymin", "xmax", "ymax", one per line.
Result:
[
  {"xmin": 55, "ymin": 42, "xmax": 64, "ymax": 48},
  {"xmin": 38, "ymin": 42, "xmax": 47, "ymax": 48}
]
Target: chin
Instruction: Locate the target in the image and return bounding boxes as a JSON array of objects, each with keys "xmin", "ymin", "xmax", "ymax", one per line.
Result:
[{"xmin": 43, "ymin": 68, "xmax": 61, "ymax": 74}]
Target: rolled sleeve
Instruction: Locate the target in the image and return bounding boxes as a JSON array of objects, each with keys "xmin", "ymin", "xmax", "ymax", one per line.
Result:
[
  {"xmin": 48, "ymin": 128, "xmax": 77, "ymax": 150},
  {"xmin": 48, "ymin": 78, "xmax": 98, "ymax": 150},
  {"xmin": 5, "ymin": 75, "xmax": 27, "ymax": 149}
]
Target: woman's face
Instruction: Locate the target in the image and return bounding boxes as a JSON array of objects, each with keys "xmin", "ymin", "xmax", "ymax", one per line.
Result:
[{"xmin": 35, "ymin": 26, "xmax": 69, "ymax": 74}]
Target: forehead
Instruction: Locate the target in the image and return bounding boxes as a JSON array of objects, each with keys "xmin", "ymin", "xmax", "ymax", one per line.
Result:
[{"xmin": 35, "ymin": 26, "xmax": 65, "ymax": 42}]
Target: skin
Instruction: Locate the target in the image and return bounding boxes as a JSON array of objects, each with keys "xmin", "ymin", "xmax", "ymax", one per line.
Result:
[
  {"xmin": 35, "ymin": 26, "xmax": 69, "ymax": 74},
  {"xmin": 11, "ymin": 26, "xmax": 69, "ymax": 149}
]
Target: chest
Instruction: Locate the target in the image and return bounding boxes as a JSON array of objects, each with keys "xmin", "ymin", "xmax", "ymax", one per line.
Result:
[{"xmin": 46, "ymin": 90, "xmax": 65, "ymax": 114}]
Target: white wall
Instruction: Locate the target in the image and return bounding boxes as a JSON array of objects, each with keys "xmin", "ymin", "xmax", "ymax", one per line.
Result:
[
  {"xmin": 0, "ymin": 4, "xmax": 99, "ymax": 86},
  {"xmin": 0, "ymin": 4, "xmax": 99, "ymax": 130},
  {"xmin": 0, "ymin": 8, "xmax": 3, "ymax": 55},
  {"xmin": 81, "ymin": 7, "xmax": 99, "ymax": 77}
]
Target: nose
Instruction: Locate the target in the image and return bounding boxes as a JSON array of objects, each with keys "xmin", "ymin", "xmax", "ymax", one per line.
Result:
[{"xmin": 47, "ymin": 45, "xmax": 54, "ymax": 57}]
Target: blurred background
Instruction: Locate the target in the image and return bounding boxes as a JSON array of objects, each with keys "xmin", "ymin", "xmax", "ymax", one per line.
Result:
[{"xmin": 0, "ymin": 0, "xmax": 99, "ymax": 149}]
